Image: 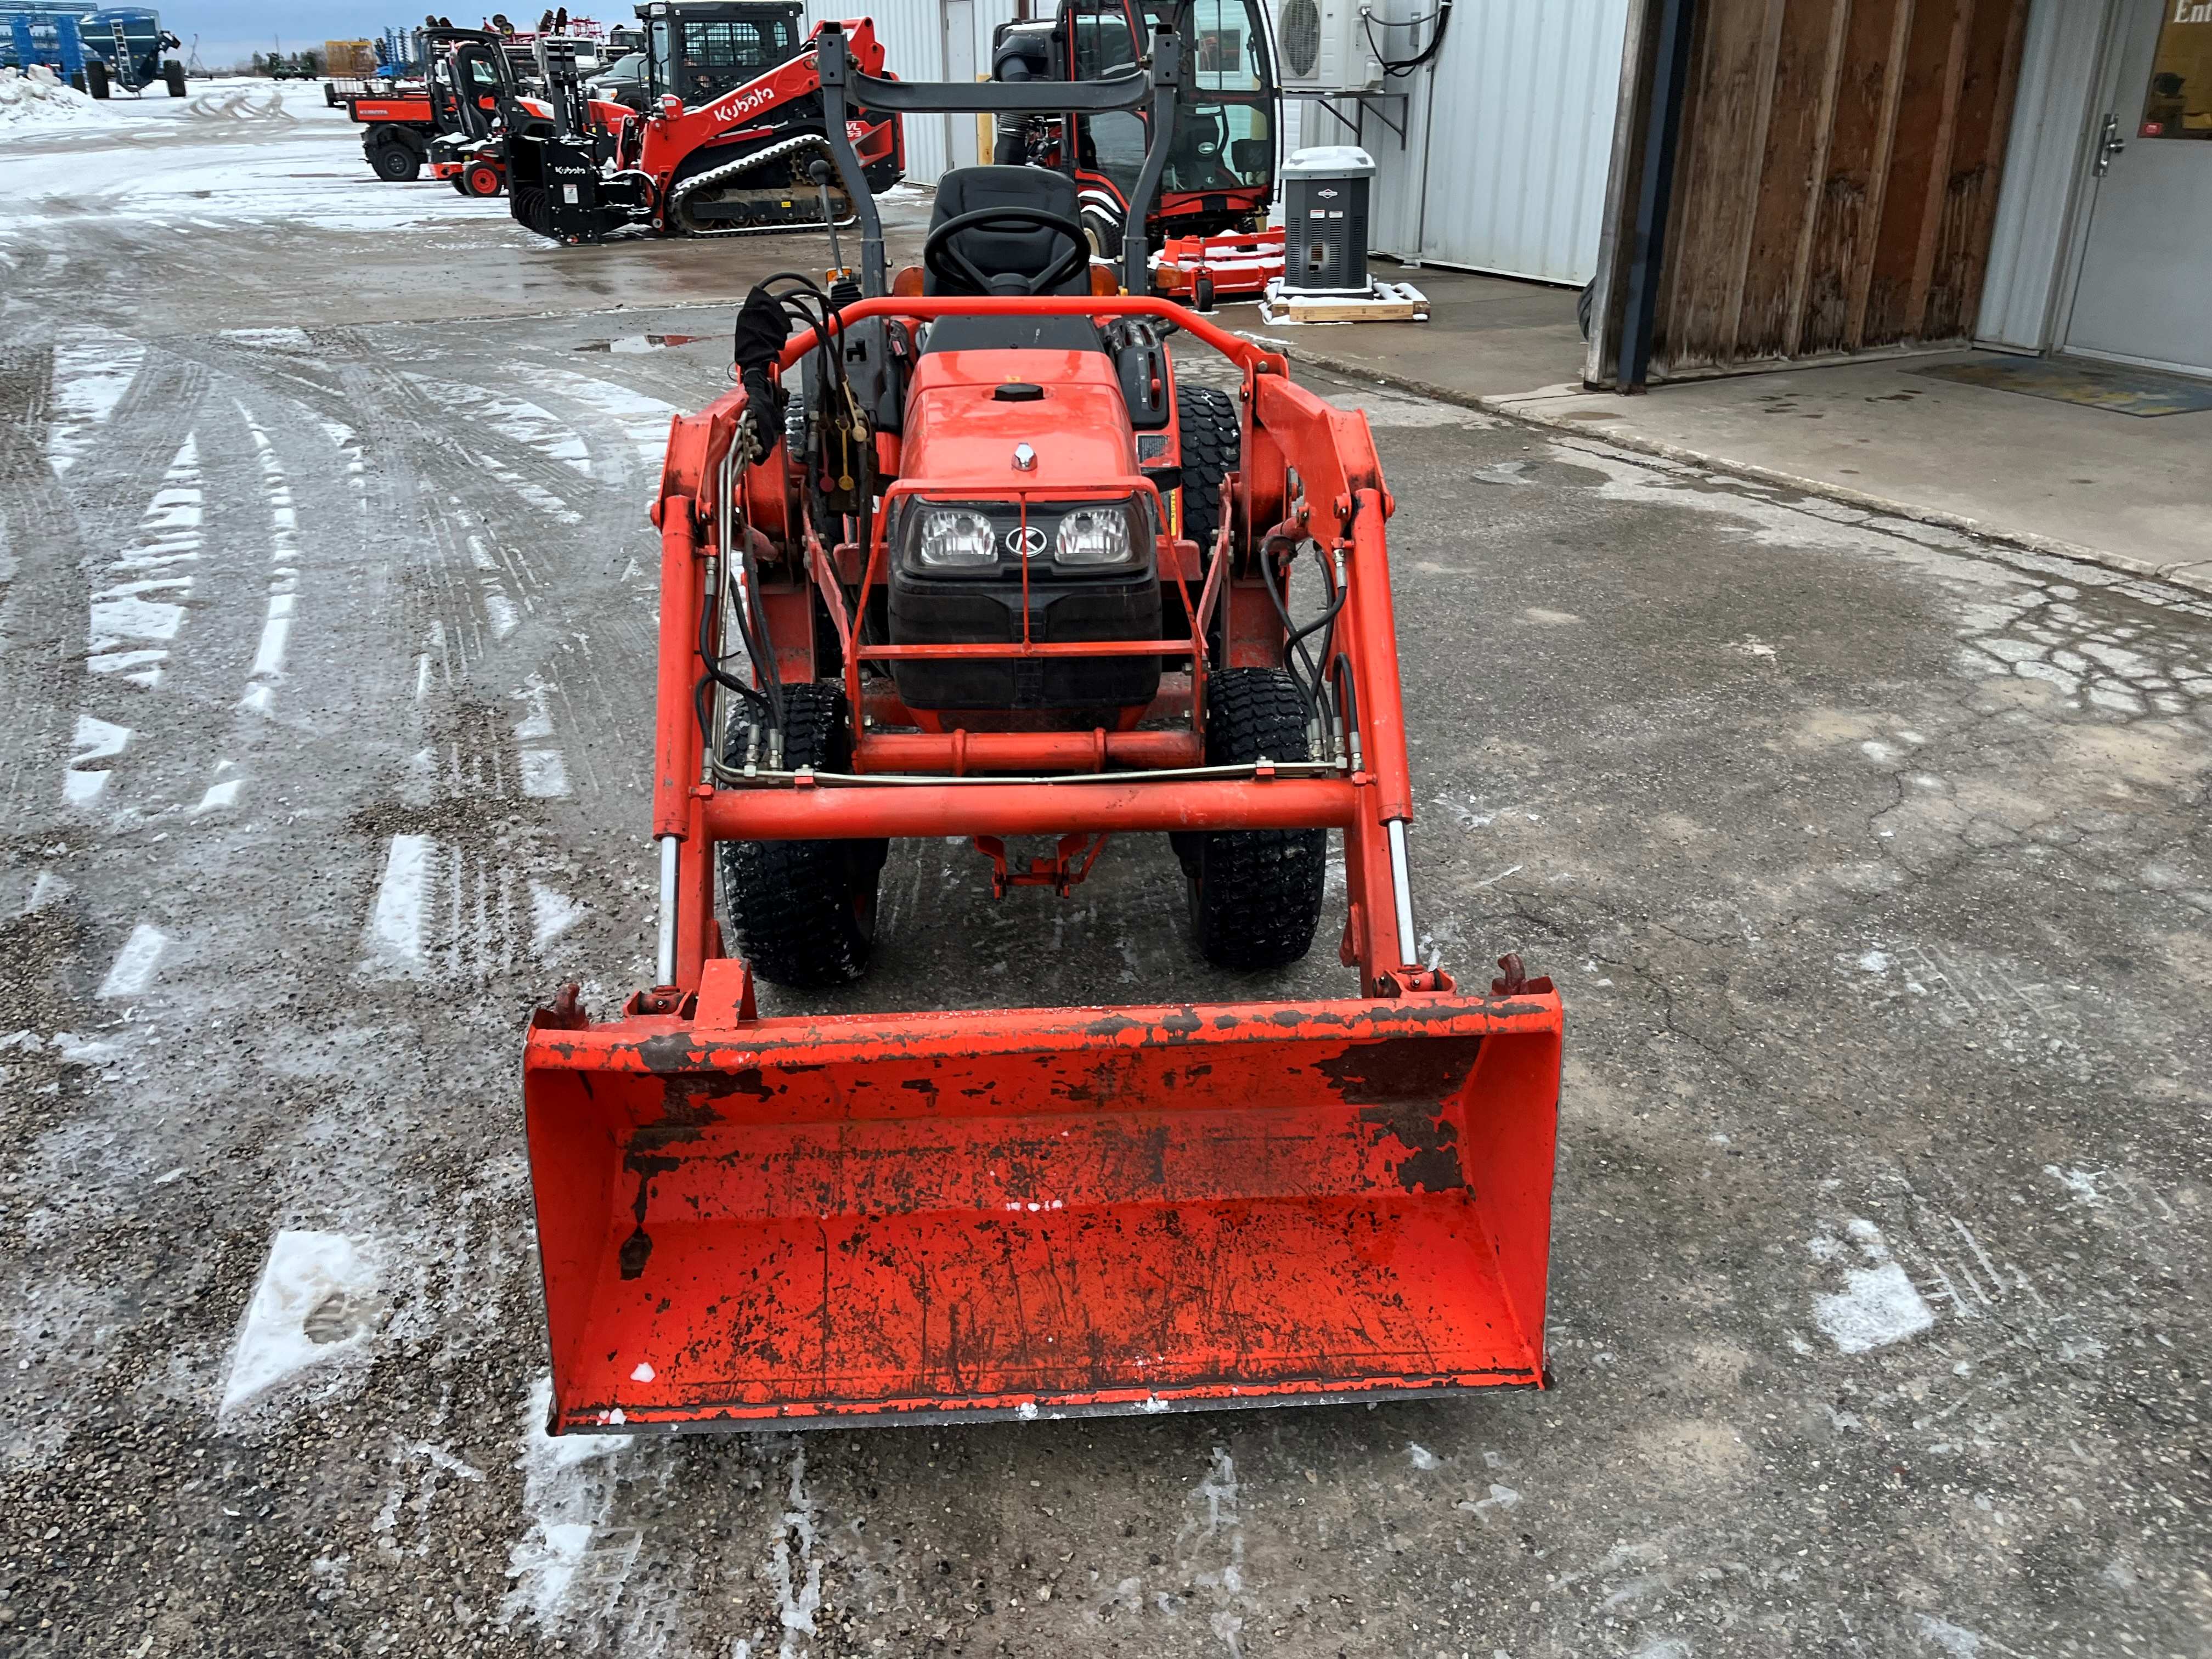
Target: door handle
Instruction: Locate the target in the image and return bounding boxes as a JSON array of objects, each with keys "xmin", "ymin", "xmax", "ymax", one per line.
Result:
[{"xmin": 2094, "ymin": 112, "xmax": 2126, "ymax": 177}]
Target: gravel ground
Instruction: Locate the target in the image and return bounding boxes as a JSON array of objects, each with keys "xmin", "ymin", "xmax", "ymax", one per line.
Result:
[{"xmin": 0, "ymin": 88, "xmax": 2206, "ymax": 1659}]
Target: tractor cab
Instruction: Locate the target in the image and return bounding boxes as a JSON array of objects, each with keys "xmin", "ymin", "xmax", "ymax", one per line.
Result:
[
  {"xmin": 992, "ymin": 0, "xmax": 1278, "ymax": 253},
  {"xmin": 633, "ymin": 0, "xmax": 805, "ymax": 108}
]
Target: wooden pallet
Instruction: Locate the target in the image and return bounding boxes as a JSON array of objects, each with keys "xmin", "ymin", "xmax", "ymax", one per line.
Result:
[{"xmin": 1258, "ymin": 279, "xmax": 1430, "ymax": 325}]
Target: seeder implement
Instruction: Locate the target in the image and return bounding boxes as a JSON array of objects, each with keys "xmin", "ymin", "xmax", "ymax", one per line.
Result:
[{"xmin": 521, "ymin": 26, "xmax": 1562, "ymax": 1434}]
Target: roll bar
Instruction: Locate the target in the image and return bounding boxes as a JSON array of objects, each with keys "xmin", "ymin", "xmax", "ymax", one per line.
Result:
[{"xmin": 816, "ymin": 20, "xmax": 1184, "ymax": 299}]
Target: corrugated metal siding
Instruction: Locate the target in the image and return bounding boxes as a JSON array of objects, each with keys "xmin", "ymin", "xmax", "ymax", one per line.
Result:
[
  {"xmin": 799, "ymin": 1, "xmax": 1023, "ymax": 184},
  {"xmin": 804, "ymin": 2, "xmax": 949, "ymax": 181},
  {"xmin": 1355, "ymin": 0, "xmax": 1627, "ymax": 282}
]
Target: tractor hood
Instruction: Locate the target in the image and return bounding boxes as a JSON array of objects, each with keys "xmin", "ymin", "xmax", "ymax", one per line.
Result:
[{"xmin": 901, "ymin": 348, "xmax": 1140, "ymax": 494}]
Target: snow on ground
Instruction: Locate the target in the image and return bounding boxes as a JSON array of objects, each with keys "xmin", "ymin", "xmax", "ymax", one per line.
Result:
[
  {"xmin": 219, "ymin": 1230, "xmax": 383, "ymax": 1415},
  {"xmin": 0, "ymin": 75, "xmax": 526, "ymax": 235},
  {"xmin": 0, "ymin": 64, "xmax": 110, "ymax": 134}
]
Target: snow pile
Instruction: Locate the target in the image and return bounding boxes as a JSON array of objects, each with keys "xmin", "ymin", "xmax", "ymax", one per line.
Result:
[{"xmin": 0, "ymin": 65, "xmax": 101, "ymax": 134}]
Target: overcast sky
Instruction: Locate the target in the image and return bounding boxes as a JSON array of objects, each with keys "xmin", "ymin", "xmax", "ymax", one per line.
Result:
[{"xmin": 182, "ymin": 2, "xmax": 559, "ymax": 65}]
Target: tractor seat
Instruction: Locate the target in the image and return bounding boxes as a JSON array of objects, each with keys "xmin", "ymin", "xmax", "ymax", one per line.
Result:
[
  {"xmin": 924, "ymin": 166, "xmax": 1091, "ymax": 297},
  {"xmin": 921, "ymin": 166, "xmax": 1103, "ymax": 356}
]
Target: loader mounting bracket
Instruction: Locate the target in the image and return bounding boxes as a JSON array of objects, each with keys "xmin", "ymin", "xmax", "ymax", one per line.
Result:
[{"xmin": 974, "ymin": 831, "xmax": 1112, "ymax": 898}]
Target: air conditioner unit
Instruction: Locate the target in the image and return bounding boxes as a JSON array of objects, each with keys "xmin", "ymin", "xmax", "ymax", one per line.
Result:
[{"xmin": 1273, "ymin": 0, "xmax": 1383, "ymax": 95}]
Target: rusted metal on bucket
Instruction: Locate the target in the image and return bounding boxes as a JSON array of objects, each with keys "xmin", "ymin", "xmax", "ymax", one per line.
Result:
[{"xmin": 523, "ymin": 964, "xmax": 1561, "ymax": 1432}]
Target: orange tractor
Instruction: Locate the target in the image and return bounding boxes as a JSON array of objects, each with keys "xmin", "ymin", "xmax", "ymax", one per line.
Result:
[{"xmin": 521, "ymin": 24, "xmax": 1562, "ymax": 1432}]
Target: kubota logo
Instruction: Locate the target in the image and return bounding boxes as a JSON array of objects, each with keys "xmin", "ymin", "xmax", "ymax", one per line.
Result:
[{"xmin": 1005, "ymin": 526, "xmax": 1047, "ymax": 558}]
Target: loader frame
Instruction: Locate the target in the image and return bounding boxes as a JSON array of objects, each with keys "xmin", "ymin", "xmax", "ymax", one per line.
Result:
[{"xmin": 520, "ymin": 25, "xmax": 1562, "ymax": 1435}]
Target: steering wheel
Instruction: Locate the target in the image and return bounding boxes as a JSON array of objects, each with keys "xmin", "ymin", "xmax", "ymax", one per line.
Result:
[{"xmin": 922, "ymin": 206, "xmax": 1092, "ymax": 297}]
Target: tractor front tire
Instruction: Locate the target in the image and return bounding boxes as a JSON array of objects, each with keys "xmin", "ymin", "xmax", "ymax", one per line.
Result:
[
  {"xmin": 166, "ymin": 62, "xmax": 188, "ymax": 97},
  {"xmin": 720, "ymin": 683, "xmax": 888, "ymax": 989},
  {"xmin": 464, "ymin": 161, "xmax": 503, "ymax": 198},
  {"xmin": 1176, "ymin": 382, "xmax": 1238, "ymax": 561},
  {"xmin": 1183, "ymin": 668, "xmax": 1327, "ymax": 970},
  {"xmin": 369, "ymin": 140, "xmax": 420, "ymax": 182}
]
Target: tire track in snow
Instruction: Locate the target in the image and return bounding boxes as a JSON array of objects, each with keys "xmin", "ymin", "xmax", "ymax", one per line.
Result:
[
  {"xmin": 42, "ymin": 324, "xmax": 147, "ymax": 478},
  {"xmin": 56, "ymin": 348, "xmax": 210, "ymax": 555},
  {"xmin": 504, "ymin": 363, "xmax": 682, "ymax": 484},
  {"xmin": 0, "ymin": 341, "xmax": 87, "ymax": 827}
]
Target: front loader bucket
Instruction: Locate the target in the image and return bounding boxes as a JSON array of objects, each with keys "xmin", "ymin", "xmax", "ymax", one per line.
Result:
[{"xmin": 522, "ymin": 966, "xmax": 1562, "ymax": 1431}]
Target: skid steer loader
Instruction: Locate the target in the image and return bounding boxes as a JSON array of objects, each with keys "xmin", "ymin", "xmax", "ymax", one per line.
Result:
[
  {"xmin": 504, "ymin": 14, "xmax": 901, "ymax": 245},
  {"xmin": 521, "ymin": 24, "xmax": 1562, "ymax": 1432}
]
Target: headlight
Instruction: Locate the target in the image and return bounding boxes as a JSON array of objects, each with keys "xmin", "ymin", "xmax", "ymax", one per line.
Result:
[
  {"xmin": 1055, "ymin": 503, "xmax": 1138, "ymax": 567},
  {"xmin": 914, "ymin": 507, "xmax": 996, "ymax": 568}
]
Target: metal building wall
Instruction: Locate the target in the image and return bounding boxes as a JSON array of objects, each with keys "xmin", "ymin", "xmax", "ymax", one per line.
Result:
[
  {"xmin": 1353, "ymin": 0, "xmax": 1628, "ymax": 284},
  {"xmin": 798, "ymin": 1, "xmax": 1021, "ymax": 183},
  {"xmin": 803, "ymin": 1, "xmax": 950, "ymax": 181}
]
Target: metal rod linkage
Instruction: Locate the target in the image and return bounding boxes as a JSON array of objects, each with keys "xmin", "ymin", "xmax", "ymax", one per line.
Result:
[
  {"xmin": 654, "ymin": 834, "xmax": 680, "ymax": 986},
  {"xmin": 1386, "ymin": 818, "xmax": 1418, "ymax": 969}
]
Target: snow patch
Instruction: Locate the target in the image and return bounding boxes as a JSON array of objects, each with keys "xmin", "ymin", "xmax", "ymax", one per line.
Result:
[
  {"xmin": 529, "ymin": 883, "xmax": 582, "ymax": 951},
  {"xmin": 1811, "ymin": 1219, "xmax": 1934, "ymax": 1353},
  {"xmin": 1914, "ymin": 1614, "xmax": 1989, "ymax": 1656},
  {"xmin": 500, "ymin": 1376, "xmax": 634, "ymax": 1636},
  {"xmin": 98, "ymin": 922, "xmax": 168, "ymax": 998},
  {"xmin": 0, "ymin": 65, "xmax": 103, "ymax": 133},
  {"xmin": 518, "ymin": 749, "xmax": 569, "ymax": 799},
  {"xmin": 769, "ymin": 1443, "xmax": 823, "ymax": 1657},
  {"xmin": 44, "ymin": 327, "xmax": 145, "ymax": 476},
  {"xmin": 366, "ymin": 834, "xmax": 435, "ymax": 969},
  {"xmin": 221, "ymin": 1230, "xmax": 381, "ymax": 1414}
]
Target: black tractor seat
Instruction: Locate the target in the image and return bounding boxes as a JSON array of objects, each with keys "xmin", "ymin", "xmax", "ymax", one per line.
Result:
[{"xmin": 920, "ymin": 166, "xmax": 1103, "ymax": 356}]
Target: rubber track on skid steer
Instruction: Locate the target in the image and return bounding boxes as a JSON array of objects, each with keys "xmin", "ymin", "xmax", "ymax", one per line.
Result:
[{"xmin": 666, "ymin": 131, "xmax": 858, "ymax": 239}]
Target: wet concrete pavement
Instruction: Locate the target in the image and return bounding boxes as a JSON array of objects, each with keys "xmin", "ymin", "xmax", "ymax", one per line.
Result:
[{"xmin": 0, "ymin": 92, "xmax": 2207, "ymax": 1659}]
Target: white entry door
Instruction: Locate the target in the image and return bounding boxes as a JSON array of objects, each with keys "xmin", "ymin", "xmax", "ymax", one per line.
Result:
[
  {"xmin": 943, "ymin": 0, "xmax": 979, "ymax": 170},
  {"xmin": 2063, "ymin": 0, "xmax": 2212, "ymax": 377}
]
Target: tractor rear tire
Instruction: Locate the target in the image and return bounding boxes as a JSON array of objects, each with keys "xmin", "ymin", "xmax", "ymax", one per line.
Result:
[
  {"xmin": 369, "ymin": 140, "xmax": 421, "ymax": 182},
  {"xmin": 1176, "ymin": 382, "xmax": 1238, "ymax": 560},
  {"xmin": 166, "ymin": 62, "xmax": 188, "ymax": 97},
  {"xmin": 720, "ymin": 682, "xmax": 888, "ymax": 989},
  {"xmin": 1183, "ymin": 668, "xmax": 1327, "ymax": 970},
  {"xmin": 86, "ymin": 60, "xmax": 109, "ymax": 99}
]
